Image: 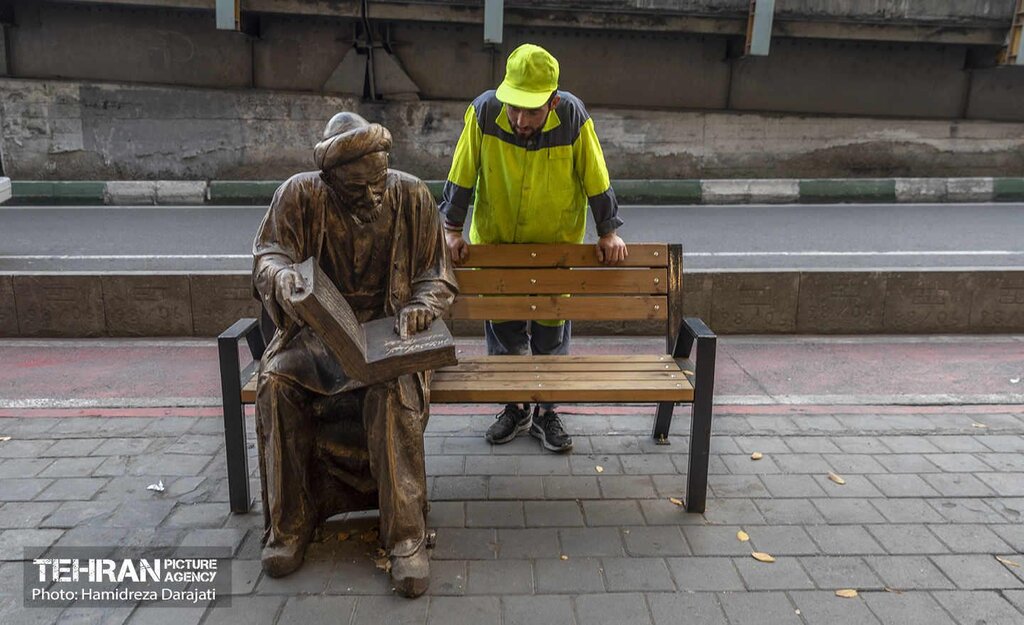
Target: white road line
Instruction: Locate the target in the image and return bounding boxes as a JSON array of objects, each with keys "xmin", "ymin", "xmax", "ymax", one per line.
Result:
[
  {"xmin": 3, "ymin": 251, "xmax": 1021, "ymax": 261},
  {"xmin": 0, "ymin": 339, "xmax": 216, "ymax": 348},
  {"xmin": 2, "ymin": 393, "xmax": 1023, "ymax": 409},
  {"xmin": 0, "ymin": 397, "xmax": 223, "ymax": 409},
  {"xmin": 685, "ymin": 251, "xmax": 1024, "ymax": 257},
  {"xmin": 0, "ymin": 254, "xmax": 252, "ymax": 260}
]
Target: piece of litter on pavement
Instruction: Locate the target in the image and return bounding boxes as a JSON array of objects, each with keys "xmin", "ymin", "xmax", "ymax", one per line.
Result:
[
  {"xmin": 1010, "ymin": 377, "xmax": 1020, "ymax": 384},
  {"xmin": 0, "ymin": 436, "xmax": 11, "ymax": 442},
  {"xmin": 146, "ymin": 480, "xmax": 165, "ymax": 492}
]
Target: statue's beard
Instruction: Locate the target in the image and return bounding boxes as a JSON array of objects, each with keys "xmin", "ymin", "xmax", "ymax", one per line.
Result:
[
  {"xmin": 349, "ymin": 199, "xmax": 384, "ymax": 224},
  {"xmin": 323, "ymin": 174, "xmax": 385, "ymax": 224}
]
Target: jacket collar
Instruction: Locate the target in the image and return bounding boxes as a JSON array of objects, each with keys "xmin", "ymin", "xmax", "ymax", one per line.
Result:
[{"xmin": 495, "ymin": 104, "xmax": 562, "ymax": 136}]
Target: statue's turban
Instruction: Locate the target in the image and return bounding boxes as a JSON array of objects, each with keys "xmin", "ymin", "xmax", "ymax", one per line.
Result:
[{"xmin": 313, "ymin": 112, "xmax": 393, "ymax": 171}]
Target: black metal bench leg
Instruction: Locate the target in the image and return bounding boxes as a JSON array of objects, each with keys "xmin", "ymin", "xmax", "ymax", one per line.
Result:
[
  {"xmin": 652, "ymin": 401, "xmax": 674, "ymax": 444},
  {"xmin": 685, "ymin": 324, "xmax": 716, "ymax": 514},
  {"xmin": 686, "ymin": 402, "xmax": 712, "ymax": 514},
  {"xmin": 219, "ymin": 334, "xmax": 251, "ymax": 514}
]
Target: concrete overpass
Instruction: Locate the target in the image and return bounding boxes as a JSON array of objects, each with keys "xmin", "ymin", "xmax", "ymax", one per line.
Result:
[{"xmin": 0, "ymin": 0, "xmax": 1022, "ymax": 180}]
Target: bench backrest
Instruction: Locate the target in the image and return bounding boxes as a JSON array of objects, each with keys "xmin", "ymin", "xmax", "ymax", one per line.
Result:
[{"xmin": 452, "ymin": 243, "xmax": 683, "ymax": 352}]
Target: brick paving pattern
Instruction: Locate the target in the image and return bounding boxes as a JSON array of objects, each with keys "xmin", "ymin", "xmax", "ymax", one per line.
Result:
[{"xmin": 0, "ymin": 404, "xmax": 1022, "ymax": 624}]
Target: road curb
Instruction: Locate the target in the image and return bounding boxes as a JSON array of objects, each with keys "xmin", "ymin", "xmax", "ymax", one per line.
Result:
[
  {"xmin": 1, "ymin": 269, "xmax": 1021, "ymax": 337},
  {"xmin": 7, "ymin": 178, "xmax": 1024, "ymax": 206}
]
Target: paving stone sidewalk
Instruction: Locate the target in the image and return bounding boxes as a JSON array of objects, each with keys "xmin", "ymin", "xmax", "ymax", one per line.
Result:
[{"xmin": 1, "ymin": 405, "xmax": 1023, "ymax": 625}]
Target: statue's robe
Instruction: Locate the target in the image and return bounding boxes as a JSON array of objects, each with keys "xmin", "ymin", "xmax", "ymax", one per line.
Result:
[{"xmin": 252, "ymin": 169, "xmax": 456, "ymax": 556}]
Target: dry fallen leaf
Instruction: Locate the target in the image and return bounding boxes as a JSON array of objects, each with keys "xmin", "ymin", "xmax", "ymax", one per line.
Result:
[
  {"xmin": 835, "ymin": 589, "xmax": 858, "ymax": 598},
  {"xmin": 595, "ymin": 466, "xmax": 604, "ymax": 473},
  {"xmin": 373, "ymin": 556, "xmax": 391, "ymax": 572},
  {"xmin": 884, "ymin": 587, "xmax": 904, "ymax": 595},
  {"xmin": 750, "ymin": 452, "xmax": 763, "ymax": 461},
  {"xmin": 971, "ymin": 422, "xmax": 988, "ymax": 429},
  {"xmin": 559, "ymin": 555, "xmax": 569, "ymax": 561},
  {"xmin": 996, "ymin": 556, "xmax": 1020, "ymax": 568},
  {"xmin": 751, "ymin": 552, "xmax": 775, "ymax": 563},
  {"xmin": 337, "ymin": 531, "xmax": 350, "ymax": 542},
  {"xmin": 360, "ymin": 529, "xmax": 379, "ymax": 543},
  {"xmin": 736, "ymin": 530, "xmax": 750, "ymax": 542},
  {"xmin": 828, "ymin": 472, "xmax": 846, "ymax": 485},
  {"xmin": 669, "ymin": 497, "xmax": 684, "ymax": 507}
]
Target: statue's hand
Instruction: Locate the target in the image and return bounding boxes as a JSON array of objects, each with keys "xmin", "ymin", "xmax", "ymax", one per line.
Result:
[
  {"xmin": 395, "ymin": 305, "xmax": 434, "ymax": 339},
  {"xmin": 274, "ymin": 267, "xmax": 306, "ymax": 326}
]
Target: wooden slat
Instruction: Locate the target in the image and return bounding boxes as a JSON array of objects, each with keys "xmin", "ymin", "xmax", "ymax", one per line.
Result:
[
  {"xmin": 430, "ymin": 380, "xmax": 693, "ymax": 403},
  {"xmin": 434, "ymin": 380, "xmax": 692, "ymax": 391},
  {"xmin": 451, "ymin": 295, "xmax": 667, "ymax": 321},
  {"xmin": 439, "ymin": 361, "xmax": 684, "ymax": 372},
  {"xmin": 241, "ymin": 375, "xmax": 258, "ymax": 403},
  {"xmin": 454, "ymin": 354, "xmax": 677, "ymax": 363},
  {"xmin": 433, "ymin": 371, "xmax": 687, "ymax": 381},
  {"xmin": 455, "ymin": 268, "xmax": 667, "ymax": 295},
  {"xmin": 459, "ymin": 244, "xmax": 669, "ymax": 268}
]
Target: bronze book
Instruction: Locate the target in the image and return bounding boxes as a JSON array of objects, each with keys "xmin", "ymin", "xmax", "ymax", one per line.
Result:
[{"xmin": 290, "ymin": 257, "xmax": 458, "ymax": 385}]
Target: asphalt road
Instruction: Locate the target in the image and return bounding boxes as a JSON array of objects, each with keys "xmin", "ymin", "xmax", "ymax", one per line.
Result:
[{"xmin": 2, "ymin": 203, "xmax": 1022, "ymax": 272}]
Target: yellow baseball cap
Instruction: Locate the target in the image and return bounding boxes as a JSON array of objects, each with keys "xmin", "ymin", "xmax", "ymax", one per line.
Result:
[{"xmin": 495, "ymin": 44, "xmax": 559, "ymax": 109}]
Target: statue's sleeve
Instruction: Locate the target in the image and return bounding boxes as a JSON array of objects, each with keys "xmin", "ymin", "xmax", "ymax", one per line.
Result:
[
  {"xmin": 407, "ymin": 180, "xmax": 459, "ymax": 317},
  {"xmin": 252, "ymin": 178, "xmax": 308, "ymax": 328}
]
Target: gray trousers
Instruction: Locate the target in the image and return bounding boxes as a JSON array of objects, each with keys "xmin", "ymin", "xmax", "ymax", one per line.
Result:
[{"xmin": 484, "ymin": 320, "xmax": 571, "ymax": 413}]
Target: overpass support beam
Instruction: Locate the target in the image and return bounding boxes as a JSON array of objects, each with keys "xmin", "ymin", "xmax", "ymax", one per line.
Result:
[
  {"xmin": 484, "ymin": 0, "xmax": 504, "ymax": 45},
  {"xmin": 1002, "ymin": 0, "xmax": 1023, "ymax": 64},
  {"xmin": 216, "ymin": 0, "xmax": 239, "ymax": 31},
  {"xmin": 745, "ymin": 0, "xmax": 775, "ymax": 57}
]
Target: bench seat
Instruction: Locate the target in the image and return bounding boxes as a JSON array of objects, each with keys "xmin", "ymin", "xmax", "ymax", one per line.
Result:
[{"xmin": 431, "ymin": 355, "xmax": 694, "ymax": 403}]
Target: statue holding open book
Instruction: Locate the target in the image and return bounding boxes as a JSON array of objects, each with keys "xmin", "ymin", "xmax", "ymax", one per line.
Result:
[{"xmin": 251, "ymin": 112, "xmax": 458, "ymax": 597}]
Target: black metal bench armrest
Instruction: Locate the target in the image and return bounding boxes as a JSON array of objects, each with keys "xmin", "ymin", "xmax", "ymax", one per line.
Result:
[
  {"xmin": 677, "ymin": 316, "xmax": 715, "ymax": 359},
  {"xmin": 218, "ymin": 317, "xmax": 263, "ymax": 514}
]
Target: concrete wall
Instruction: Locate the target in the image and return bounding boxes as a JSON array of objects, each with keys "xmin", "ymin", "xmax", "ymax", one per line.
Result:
[
  {"xmin": 773, "ymin": 0, "xmax": 1014, "ymax": 25},
  {"xmin": 4, "ymin": 78, "xmax": 1023, "ymax": 180},
  {"xmin": 4, "ymin": 2, "xmax": 1023, "ymax": 122},
  {"xmin": 53, "ymin": 0, "xmax": 1020, "ymax": 27},
  {"xmin": 3, "ymin": 269, "xmax": 1022, "ymax": 337},
  {"xmin": 9, "ymin": 2, "xmax": 254, "ymax": 88},
  {"xmin": 729, "ymin": 39, "xmax": 970, "ymax": 119}
]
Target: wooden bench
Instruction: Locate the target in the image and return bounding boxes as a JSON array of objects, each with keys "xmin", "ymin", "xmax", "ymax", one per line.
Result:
[{"xmin": 218, "ymin": 243, "xmax": 717, "ymax": 516}]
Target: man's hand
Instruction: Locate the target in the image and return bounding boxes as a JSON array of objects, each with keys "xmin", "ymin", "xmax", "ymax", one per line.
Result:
[
  {"xmin": 395, "ymin": 304, "xmax": 434, "ymax": 339},
  {"xmin": 596, "ymin": 232, "xmax": 628, "ymax": 265},
  {"xmin": 445, "ymin": 230, "xmax": 469, "ymax": 265},
  {"xmin": 274, "ymin": 267, "xmax": 307, "ymax": 325}
]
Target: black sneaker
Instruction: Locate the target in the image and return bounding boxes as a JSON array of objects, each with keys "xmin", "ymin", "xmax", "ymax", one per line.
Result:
[
  {"xmin": 485, "ymin": 403, "xmax": 531, "ymax": 444},
  {"xmin": 530, "ymin": 408, "xmax": 573, "ymax": 452}
]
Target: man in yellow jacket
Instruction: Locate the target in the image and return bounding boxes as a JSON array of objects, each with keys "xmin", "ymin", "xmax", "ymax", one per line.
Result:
[{"xmin": 440, "ymin": 43, "xmax": 628, "ymax": 452}]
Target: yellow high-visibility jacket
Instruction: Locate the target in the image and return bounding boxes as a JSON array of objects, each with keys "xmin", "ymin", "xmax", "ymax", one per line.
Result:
[{"xmin": 439, "ymin": 90, "xmax": 622, "ymax": 245}]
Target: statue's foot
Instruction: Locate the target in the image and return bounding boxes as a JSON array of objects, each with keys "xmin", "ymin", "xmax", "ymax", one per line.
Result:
[
  {"xmin": 390, "ymin": 541, "xmax": 430, "ymax": 598},
  {"xmin": 261, "ymin": 538, "xmax": 306, "ymax": 578}
]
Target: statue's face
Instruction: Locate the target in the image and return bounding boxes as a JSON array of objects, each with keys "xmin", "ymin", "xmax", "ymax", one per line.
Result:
[{"xmin": 325, "ymin": 151, "xmax": 388, "ymax": 213}]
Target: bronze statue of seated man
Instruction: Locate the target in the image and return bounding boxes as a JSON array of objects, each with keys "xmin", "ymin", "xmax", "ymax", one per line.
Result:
[{"xmin": 252, "ymin": 112, "xmax": 456, "ymax": 597}]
